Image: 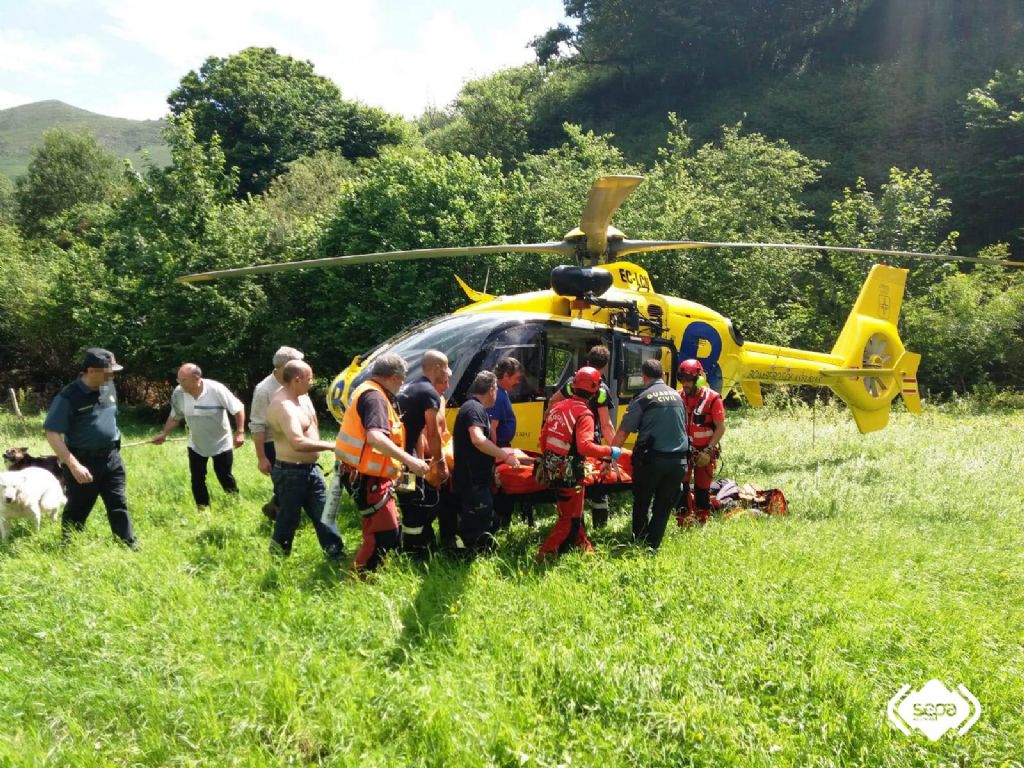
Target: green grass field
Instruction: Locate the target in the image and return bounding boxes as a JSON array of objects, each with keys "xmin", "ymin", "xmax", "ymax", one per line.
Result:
[{"xmin": 1, "ymin": 402, "xmax": 1022, "ymax": 767}]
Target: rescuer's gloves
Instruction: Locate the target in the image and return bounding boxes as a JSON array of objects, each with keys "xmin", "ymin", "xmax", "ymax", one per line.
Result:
[
  {"xmin": 609, "ymin": 446, "xmax": 622, "ymax": 461},
  {"xmin": 693, "ymin": 448, "xmax": 712, "ymax": 468}
]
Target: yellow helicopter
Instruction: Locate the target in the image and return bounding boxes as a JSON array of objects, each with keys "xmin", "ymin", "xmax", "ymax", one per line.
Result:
[{"xmin": 179, "ymin": 175, "xmax": 1022, "ymax": 445}]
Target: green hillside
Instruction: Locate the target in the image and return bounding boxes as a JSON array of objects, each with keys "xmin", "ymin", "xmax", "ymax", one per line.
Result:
[{"xmin": 0, "ymin": 100, "xmax": 169, "ymax": 179}]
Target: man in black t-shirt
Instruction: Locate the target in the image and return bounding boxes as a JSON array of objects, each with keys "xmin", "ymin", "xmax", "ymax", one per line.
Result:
[
  {"xmin": 452, "ymin": 371, "xmax": 520, "ymax": 553},
  {"xmin": 395, "ymin": 349, "xmax": 450, "ymax": 556}
]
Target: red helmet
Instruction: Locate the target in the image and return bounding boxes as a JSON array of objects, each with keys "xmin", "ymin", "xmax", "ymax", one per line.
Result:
[
  {"xmin": 677, "ymin": 358, "xmax": 704, "ymax": 380},
  {"xmin": 572, "ymin": 366, "xmax": 602, "ymax": 396}
]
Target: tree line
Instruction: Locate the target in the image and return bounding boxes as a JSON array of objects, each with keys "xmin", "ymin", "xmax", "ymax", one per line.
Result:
[{"xmin": 0, "ymin": 33, "xmax": 1021, "ymax": 402}]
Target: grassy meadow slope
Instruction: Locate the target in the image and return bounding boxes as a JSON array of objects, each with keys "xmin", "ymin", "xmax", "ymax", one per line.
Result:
[
  {"xmin": 0, "ymin": 403, "xmax": 1021, "ymax": 766},
  {"xmin": 0, "ymin": 100, "xmax": 169, "ymax": 179}
]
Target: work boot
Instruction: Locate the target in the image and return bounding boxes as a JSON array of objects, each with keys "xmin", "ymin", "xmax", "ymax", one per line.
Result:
[{"xmin": 323, "ymin": 543, "xmax": 346, "ymax": 562}]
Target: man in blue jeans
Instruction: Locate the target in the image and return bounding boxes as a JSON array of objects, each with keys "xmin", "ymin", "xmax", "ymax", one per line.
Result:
[{"xmin": 265, "ymin": 360, "xmax": 344, "ymax": 559}]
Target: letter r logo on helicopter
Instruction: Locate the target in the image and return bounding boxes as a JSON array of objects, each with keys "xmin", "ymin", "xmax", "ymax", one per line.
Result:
[{"xmin": 679, "ymin": 322, "xmax": 723, "ymax": 392}]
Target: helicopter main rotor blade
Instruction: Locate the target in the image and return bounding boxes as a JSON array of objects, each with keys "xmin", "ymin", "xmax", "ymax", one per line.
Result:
[
  {"xmin": 579, "ymin": 175, "xmax": 644, "ymax": 260},
  {"xmin": 611, "ymin": 239, "xmax": 1024, "ymax": 267},
  {"xmin": 177, "ymin": 242, "xmax": 576, "ymax": 283}
]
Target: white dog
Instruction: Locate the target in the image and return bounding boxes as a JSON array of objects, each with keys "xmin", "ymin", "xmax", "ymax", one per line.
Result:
[{"xmin": 0, "ymin": 467, "xmax": 67, "ymax": 542}]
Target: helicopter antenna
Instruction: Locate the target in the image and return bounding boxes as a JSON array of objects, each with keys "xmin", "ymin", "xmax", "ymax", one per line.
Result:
[{"xmin": 483, "ymin": 266, "xmax": 490, "ymax": 294}]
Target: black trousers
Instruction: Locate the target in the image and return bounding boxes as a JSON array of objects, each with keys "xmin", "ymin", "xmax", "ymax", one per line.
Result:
[
  {"xmin": 62, "ymin": 448, "xmax": 136, "ymax": 545},
  {"xmin": 458, "ymin": 483, "xmax": 495, "ymax": 553},
  {"xmin": 438, "ymin": 487, "xmax": 459, "ymax": 548},
  {"xmin": 187, "ymin": 447, "xmax": 238, "ymax": 507},
  {"xmin": 398, "ymin": 478, "xmax": 443, "ymax": 554},
  {"xmin": 589, "ymin": 490, "xmax": 610, "ymax": 528},
  {"xmin": 632, "ymin": 455, "xmax": 686, "ymax": 550},
  {"xmin": 265, "ymin": 440, "xmax": 278, "ymax": 504}
]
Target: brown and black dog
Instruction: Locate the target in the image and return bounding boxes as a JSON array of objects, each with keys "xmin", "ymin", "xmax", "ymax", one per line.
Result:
[{"xmin": 3, "ymin": 447, "xmax": 63, "ymax": 482}]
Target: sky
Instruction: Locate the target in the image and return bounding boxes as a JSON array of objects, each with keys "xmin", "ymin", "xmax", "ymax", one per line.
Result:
[{"xmin": 0, "ymin": 0, "xmax": 569, "ymax": 121}]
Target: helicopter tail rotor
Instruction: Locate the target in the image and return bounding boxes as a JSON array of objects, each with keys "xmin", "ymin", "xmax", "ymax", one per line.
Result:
[{"xmin": 825, "ymin": 264, "xmax": 921, "ymax": 432}]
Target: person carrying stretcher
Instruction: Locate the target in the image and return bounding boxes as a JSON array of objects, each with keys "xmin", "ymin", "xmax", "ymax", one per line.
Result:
[{"xmin": 536, "ymin": 366, "xmax": 630, "ymax": 561}]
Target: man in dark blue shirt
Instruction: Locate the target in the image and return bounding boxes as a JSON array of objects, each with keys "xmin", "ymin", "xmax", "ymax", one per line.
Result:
[
  {"xmin": 487, "ymin": 357, "xmax": 522, "ymax": 448},
  {"xmin": 488, "ymin": 357, "xmax": 522, "ymax": 529},
  {"xmin": 43, "ymin": 348, "xmax": 137, "ymax": 549}
]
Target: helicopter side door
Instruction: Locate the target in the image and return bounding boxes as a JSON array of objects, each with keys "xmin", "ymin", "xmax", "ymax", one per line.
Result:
[
  {"xmin": 526, "ymin": 321, "xmax": 614, "ymax": 449},
  {"xmin": 444, "ymin": 319, "xmax": 616, "ymax": 451},
  {"xmin": 613, "ymin": 334, "xmax": 679, "ymax": 438},
  {"xmin": 444, "ymin": 320, "xmax": 548, "ymax": 448}
]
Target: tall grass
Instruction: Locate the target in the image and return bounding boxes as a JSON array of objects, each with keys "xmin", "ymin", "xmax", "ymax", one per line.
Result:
[{"xmin": 1, "ymin": 403, "xmax": 1022, "ymax": 767}]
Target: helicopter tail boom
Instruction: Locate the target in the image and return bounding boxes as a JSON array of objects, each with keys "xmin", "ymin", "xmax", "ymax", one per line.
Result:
[{"xmin": 731, "ymin": 264, "xmax": 920, "ymax": 433}]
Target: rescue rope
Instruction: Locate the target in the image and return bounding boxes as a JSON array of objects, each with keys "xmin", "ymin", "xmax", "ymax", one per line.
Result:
[{"xmin": 121, "ymin": 437, "xmax": 187, "ymax": 448}]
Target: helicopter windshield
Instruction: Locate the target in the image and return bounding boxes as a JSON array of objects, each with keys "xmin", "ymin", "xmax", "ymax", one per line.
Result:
[{"xmin": 347, "ymin": 312, "xmax": 548, "ymax": 402}]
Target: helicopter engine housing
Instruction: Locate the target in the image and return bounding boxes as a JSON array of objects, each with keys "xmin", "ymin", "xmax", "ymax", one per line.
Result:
[{"xmin": 550, "ymin": 266, "xmax": 613, "ymax": 298}]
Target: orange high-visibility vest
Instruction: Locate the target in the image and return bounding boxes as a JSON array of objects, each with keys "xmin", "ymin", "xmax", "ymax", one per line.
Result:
[{"xmin": 335, "ymin": 380, "xmax": 406, "ymax": 478}]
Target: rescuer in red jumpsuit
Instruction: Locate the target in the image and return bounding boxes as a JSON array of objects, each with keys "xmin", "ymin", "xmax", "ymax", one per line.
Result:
[
  {"xmin": 537, "ymin": 367, "xmax": 630, "ymax": 561},
  {"xmin": 676, "ymin": 359, "xmax": 726, "ymax": 525}
]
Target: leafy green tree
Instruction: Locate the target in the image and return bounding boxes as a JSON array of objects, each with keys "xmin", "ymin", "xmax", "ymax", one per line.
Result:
[
  {"xmin": 0, "ymin": 227, "xmax": 106, "ymax": 385},
  {"xmin": 83, "ymin": 115, "xmax": 271, "ymax": 385},
  {"xmin": 904, "ymin": 249, "xmax": 1024, "ymax": 391},
  {"xmin": 424, "ymin": 66, "xmax": 546, "ymax": 165},
  {"xmin": 259, "ymin": 151, "xmax": 357, "ymax": 246},
  {"xmin": 0, "ymin": 175, "xmax": 15, "ymax": 227},
  {"xmin": 618, "ymin": 120, "xmax": 822, "ymax": 346},
  {"xmin": 541, "ymin": 0, "xmax": 875, "ymax": 83},
  {"xmin": 529, "ymin": 24, "xmax": 576, "ymax": 66},
  {"xmin": 295, "ymin": 147, "xmax": 521, "ymax": 364},
  {"xmin": 168, "ymin": 47, "xmax": 405, "ymax": 197},
  {"xmin": 15, "ymin": 128, "xmax": 122, "ymax": 237},
  {"xmin": 962, "ymin": 66, "xmax": 1024, "ymax": 247},
  {"xmin": 822, "ymin": 167, "xmax": 957, "ymax": 334}
]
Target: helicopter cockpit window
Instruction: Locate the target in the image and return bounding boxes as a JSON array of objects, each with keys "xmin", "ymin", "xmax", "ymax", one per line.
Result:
[
  {"xmin": 349, "ymin": 313, "xmax": 527, "ymax": 403},
  {"xmin": 479, "ymin": 323, "xmax": 545, "ymax": 403},
  {"xmin": 618, "ymin": 339, "xmax": 675, "ymax": 399},
  {"xmin": 544, "ymin": 326, "xmax": 611, "ymax": 397},
  {"xmin": 545, "ymin": 346, "xmax": 573, "ymax": 398}
]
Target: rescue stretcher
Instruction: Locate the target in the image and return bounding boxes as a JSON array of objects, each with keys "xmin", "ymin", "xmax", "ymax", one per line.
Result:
[{"xmin": 491, "ymin": 448, "xmax": 635, "ymax": 504}]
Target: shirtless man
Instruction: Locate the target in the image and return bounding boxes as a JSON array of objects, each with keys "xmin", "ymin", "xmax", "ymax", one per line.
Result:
[{"xmin": 266, "ymin": 360, "xmax": 345, "ymax": 559}]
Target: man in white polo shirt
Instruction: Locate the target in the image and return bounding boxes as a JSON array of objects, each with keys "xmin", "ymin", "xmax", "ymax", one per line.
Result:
[
  {"xmin": 249, "ymin": 346, "xmax": 304, "ymax": 520},
  {"xmin": 152, "ymin": 363, "xmax": 246, "ymax": 509}
]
